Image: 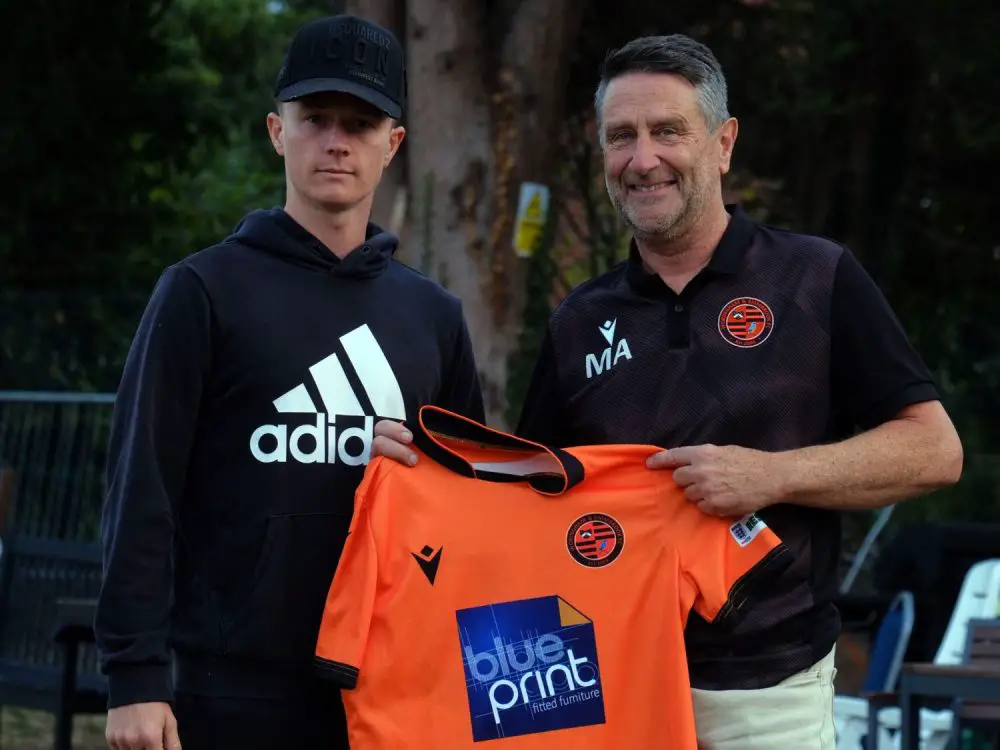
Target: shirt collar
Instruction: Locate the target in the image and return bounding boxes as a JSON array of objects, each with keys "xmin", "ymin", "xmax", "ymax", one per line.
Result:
[{"xmin": 625, "ymin": 204, "xmax": 756, "ymax": 294}]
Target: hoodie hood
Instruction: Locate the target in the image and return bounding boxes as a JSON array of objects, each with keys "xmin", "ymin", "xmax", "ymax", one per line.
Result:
[{"xmin": 228, "ymin": 208, "xmax": 398, "ymax": 279}]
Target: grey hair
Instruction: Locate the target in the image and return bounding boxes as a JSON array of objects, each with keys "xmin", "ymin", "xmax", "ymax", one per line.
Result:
[{"xmin": 594, "ymin": 34, "xmax": 730, "ymax": 144}]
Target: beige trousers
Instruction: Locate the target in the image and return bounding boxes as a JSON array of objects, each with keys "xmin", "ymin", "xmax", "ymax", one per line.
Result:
[{"xmin": 690, "ymin": 646, "xmax": 838, "ymax": 750}]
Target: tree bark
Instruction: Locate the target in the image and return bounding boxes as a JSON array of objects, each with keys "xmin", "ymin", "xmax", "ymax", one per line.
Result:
[{"xmin": 405, "ymin": 0, "xmax": 583, "ymax": 428}]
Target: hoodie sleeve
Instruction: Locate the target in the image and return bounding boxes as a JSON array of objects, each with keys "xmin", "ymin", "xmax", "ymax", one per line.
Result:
[
  {"xmin": 95, "ymin": 263, "xmax": 212, "ymax": 708},
  {"xmin": 435, "ymin": 304, "xmax": 486, "ymax": 423}
]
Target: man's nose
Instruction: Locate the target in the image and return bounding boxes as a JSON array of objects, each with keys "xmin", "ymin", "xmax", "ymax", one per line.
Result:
[
  {"xmin": 630, "ymin": 133, "xmax": 659, "ymax": 174},
  {"xmin": 323, "ymin": 121, "xmax": 351, "ymax": 153}
]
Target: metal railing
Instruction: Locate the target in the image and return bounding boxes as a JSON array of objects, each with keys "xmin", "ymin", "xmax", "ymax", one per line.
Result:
[{"xmin": 0, "ymin": 391, "xmax": 115, "ymax": 543}]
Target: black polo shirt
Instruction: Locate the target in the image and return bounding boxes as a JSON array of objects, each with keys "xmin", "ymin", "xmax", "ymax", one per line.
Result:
[{"xmin": 515, "ymin": 204, "xmax": 939, "ymax": 690}]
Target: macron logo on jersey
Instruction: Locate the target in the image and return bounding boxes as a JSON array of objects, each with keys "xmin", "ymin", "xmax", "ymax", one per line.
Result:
[
  {"xmin": 585, "ymin": 317, "xmax": 632, "ymax": 379},
  {"xmin": 250, "ymin": 324, "xmax": 405, "ymax": 466}
]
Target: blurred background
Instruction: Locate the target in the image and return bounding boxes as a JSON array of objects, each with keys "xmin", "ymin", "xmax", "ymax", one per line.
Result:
[{"xmin": 1, "ymin": 0, "xmax": 998, "ymax": 747}]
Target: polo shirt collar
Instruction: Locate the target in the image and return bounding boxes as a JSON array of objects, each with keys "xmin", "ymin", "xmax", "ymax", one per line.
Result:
[{"xmin": 625, "ymin": 204, "xmax": 756, "ymax": 293}]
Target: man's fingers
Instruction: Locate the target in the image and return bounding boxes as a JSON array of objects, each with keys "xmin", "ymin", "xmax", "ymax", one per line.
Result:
[
  {"xmin": 645, "ymin": 450, "xmax": 679, "ymax": 469},
  {"xmin": 670, "ymin": 465, "xmax": 696, "ymax": 486},
  {"xmin": 373, "ymin": 419, "xmax": 412, "ymax": 442},
  {"xmin": 696, "ymin": 498, "xmax": 722, "ymax": 516},
  {"xmin": 371, "ymin": 435, "xmax": 418, "ymax": 466},
  {"xmin": 683, "ymin": 484, "xmax": 705, "ymax": 502},
  {"xmin": 372, "ymin": 420, "xmax": 418, "ymax": 465},
  {"xmin": 645, "ymin": 445, "xmax": 699, "ymax": 469}
]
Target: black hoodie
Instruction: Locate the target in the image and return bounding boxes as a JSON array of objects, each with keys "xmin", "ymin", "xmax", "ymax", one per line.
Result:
[{"xmin": 95, "ymin": 208, "xmax": 485, "ymax": 708}]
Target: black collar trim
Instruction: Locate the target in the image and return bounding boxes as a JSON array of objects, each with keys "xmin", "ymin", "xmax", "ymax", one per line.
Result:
[{"xmin": 405, "ymin": 406, "xmax": 585, "ymax": 495}]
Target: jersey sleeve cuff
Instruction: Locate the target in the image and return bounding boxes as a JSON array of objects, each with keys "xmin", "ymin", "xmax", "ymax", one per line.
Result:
[
  {"xmin": 314, "ymin": 656, "xmax": 359, "ymax": 689},
  {"xmin": 711, "ymin": 543, "xmax": 794, "ymax": 629}
]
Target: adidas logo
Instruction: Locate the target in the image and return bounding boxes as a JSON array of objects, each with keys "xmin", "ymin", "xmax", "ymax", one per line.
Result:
[
  {"xmin": 250, "ymin": 324, "xmax": 405, "ymax": 465},
  {"xmin": 585, "ymin": 317, "xmax": 632, "ymax": 379}
]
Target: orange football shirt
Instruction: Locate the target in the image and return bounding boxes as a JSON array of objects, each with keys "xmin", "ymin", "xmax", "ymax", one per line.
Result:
[{"xmin": 315, "ymin": 405, "xmax": 791, "ymax": 749}]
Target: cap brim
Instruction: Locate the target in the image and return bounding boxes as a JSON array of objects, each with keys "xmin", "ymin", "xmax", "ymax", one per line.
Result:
[{"xmin": 275, "ymin": 78, "xmax": 402, "ymax": 119}]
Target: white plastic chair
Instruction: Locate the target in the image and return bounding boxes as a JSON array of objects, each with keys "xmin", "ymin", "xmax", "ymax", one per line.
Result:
[{"xmin": 835, "ymin": 558, "xmax": 1000, "ymax": 749}]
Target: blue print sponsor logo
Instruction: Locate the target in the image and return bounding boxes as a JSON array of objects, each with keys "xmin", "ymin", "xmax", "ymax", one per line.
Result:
[{"xmin": 456, "ymin": 595, "xmax": 605, "ymax": 742}]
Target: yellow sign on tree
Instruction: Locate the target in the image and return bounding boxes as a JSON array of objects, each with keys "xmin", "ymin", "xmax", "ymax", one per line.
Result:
[{"xmin": 512, "ymin": 182, "xmax": 550, "ymax": 258}]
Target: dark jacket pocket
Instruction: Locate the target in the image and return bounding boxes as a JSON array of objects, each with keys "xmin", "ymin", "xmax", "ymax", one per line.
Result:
[{"xmin": 222, "ymin": 511, "xmax": 352, "ymax": 666}]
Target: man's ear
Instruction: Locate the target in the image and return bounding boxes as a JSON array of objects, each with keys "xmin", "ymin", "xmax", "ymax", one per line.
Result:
[
  {"xmin": 266, "ymin": 110, "xmax": 285, "ymax": 156},
  {"xmin": 716, "ymin": 117, "xmax": 738, "ymax": 176},
  {"xmin": 385, "ymin": 123, "xmax": 406, "ymax": 167}
]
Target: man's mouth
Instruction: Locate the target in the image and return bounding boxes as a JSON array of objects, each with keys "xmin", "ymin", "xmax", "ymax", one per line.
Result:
[{"xmin": 629, "ymin": 180, "xmax": 677, "ymax": 193}]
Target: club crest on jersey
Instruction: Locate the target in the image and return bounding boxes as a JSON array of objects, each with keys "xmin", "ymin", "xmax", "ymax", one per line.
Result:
[
  {"xmin": 566, "ymin": 513, "xmax": 624, "ymax": 568},
  {"xmin": 718, "ymin": 297, "xmax": 774, "ymax": 348},
  {"xmin": 457, "ymin": 595, "xmax": 606, "ymax": 741}
]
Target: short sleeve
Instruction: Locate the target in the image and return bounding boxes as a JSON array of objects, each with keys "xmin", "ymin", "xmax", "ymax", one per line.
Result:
[
  {"xmin": 678, "ymin": 504, "xmax": 792, "ymax": 628},
  {"xmin": 830, "ymin": 247, "xmax": 939, "ymax": 431},
  {"xmin": 314, "ymin": 485, "xmax": 379, "ymax": 689}
]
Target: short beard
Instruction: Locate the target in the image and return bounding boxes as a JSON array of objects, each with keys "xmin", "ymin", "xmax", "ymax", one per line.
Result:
[{"xmin": 608, "ymin": 176, "xmax": 707, "ymax": 249}]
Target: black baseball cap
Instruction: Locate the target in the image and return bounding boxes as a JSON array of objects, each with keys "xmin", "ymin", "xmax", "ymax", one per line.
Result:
[{"xmin": 274, "ymin": 14, "xmax": 406, "ymax": 119}]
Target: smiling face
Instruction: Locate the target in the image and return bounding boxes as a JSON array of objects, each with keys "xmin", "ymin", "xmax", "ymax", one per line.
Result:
[
  {"xmin": 599, "ymin": 71, "xmax": 736, "ymax": 243},
  {"xmin": 266, "ymin": 91, "xmax": 405, "ymax": 213}
]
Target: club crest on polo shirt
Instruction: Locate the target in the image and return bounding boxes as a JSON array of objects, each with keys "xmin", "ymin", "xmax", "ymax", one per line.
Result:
[{"xmin": 718, "ymin": 297, "xmax": 774, "ymax": 348}]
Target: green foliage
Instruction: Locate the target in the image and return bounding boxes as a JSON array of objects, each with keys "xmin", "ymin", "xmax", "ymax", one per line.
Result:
[
  {"xmin": 139, "ymin": 0, "xmax": 315, "ymax": 268},
  {"xmin": 0, "ymin": 0, "xmax": 323, "ymax": 391},
  {"xmin": 1, "ymin": 1, "xmax": 187, "ymax": 284}
]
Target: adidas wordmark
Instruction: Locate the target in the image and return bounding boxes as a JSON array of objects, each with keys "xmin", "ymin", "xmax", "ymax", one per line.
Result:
[{"xmin": 250, "ymin": 324, "xmax": 405, "ymax": 465}]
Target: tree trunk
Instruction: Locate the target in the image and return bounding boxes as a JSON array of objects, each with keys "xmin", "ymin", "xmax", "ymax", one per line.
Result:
[{"xmin": 405, "ymin": 0, "xmax": 583, "ymax": 428}]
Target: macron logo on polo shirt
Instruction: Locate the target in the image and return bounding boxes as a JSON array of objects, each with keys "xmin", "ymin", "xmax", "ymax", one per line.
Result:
[
  {"xmin": 249, "ymin": 324, "xmax": 405, "ymax": 466},
  {"xmin": 585, "ymin": 318, "xmax": 633, "ymax": 379}
]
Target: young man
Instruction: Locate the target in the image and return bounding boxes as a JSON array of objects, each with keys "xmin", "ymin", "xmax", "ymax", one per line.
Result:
[
  {"xmin": 374, "ymin": 34, "xmax": 962, "ymax": 749},
  {"xmin": 96, "ymin": 14, "xmax": 484, "ymax": 750}
]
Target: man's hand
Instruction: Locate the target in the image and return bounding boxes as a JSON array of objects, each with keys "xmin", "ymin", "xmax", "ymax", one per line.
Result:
[
  {"xmin": 646, "ymin": 444, "xmax": 786, "ymax": 518},
  {"xmin": 371, "ymin": 419, "xmax": 418, "ymax": 466},
  {"xmin": 106, "ymin": 702, "xmax": 181, "ymax": 750}
]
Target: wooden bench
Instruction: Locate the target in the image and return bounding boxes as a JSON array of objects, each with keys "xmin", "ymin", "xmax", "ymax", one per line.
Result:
[
  {"xmin": 897, "ymin": 618, "xmax": 1000, "ymax": 749},
  {"xmin": 950, "ymin": 618, "xmax": 1000, "ymax": 745}
]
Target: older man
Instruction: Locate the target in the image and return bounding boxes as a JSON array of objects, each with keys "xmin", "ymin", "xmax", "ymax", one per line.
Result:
[{"xmin": 374, "ymin": 33, "xmax": 962, "ymax": 750}]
